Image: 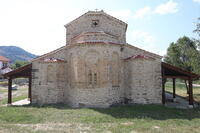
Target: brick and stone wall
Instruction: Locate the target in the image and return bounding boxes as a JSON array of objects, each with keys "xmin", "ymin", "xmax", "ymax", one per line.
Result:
[
  {"xmin": 31, "ymin": 43, "xmax": 162, "ymax": 107},
  {"xmin": 31, "ymin": 49, "xmax": 67, "ymax": 105},
  {"xmin": 65, "ymin": 11, "xmax": 127, "ymax": 45},
  {"xmin": 70, "ymin": 31, "xmax": 120, "ymax": 44},
  {"xmin": 31, "ymin": 11, "xmax": 162, "ymax": 107},
  {"xmin": 63, "ymin": 44, "xmax": 124, "ymax": 107},
  {"xmin": 124, "ymin": 58, "xmax": 162, "ymax": 104}
]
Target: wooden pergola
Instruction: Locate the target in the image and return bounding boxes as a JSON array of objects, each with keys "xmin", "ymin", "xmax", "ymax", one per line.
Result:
[
  {"xmin": 3, "ymin": 64, "xmax": 32, "ymax": 104},
  {"xmin": 162, "ymin": 62, "xmax": 200, "ymax": 106}
]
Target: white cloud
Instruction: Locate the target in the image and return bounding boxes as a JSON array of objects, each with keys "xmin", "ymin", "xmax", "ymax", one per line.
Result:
[
  {"xmin": 154, "ymin": 0, "xmax": 178, "ymax": 15},
  {"xmin": 193, "ymin": 0, "xmax": 200, "ymax": 4},
  {"xmin": 0, "ymin": 0, "xmax": 93, "ymax": 55},
  {"xmin": 133, "ymin": 6, "xmax": 152, "ymax": 19},
  {"xmin": 108, "ymin": 9, "xmax": 132, "ymax": 22},
  {"xmin": 131, "ymin": 30, "xmax": 166, "ymax": 55},
  {"xmin": 132, "ymin": 30, "xmax": 155, "ymax": 45},
  {"xmin": 158, "ymin": 50, "xmax": 166, "ymax": 56},
  {"xmin": 132, "ymin": 30, "xmax": 155, "ymax": 51},
  {"xmin": 133, "ymin": 0, "xmax": 178, "ymax": 19}
]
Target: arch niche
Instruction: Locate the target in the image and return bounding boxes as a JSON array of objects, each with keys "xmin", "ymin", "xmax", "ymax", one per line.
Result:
[
  {"xmin": 111, "ymin": 52, "xmax": 120, "ymax": 87},
  {"xmin": 84, "ymin": 50, "xmax": 100, "ymax": 88}
]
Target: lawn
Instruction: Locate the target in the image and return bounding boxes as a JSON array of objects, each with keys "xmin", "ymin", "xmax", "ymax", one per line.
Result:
[
  {"xmin": 0, "ymin": 104, "xmax": 200, "ymax": 133},
  {"xmin": 0, "ymin": 95, "xmax": 27, "ymax": 105},
  {"xmin": 165, "ymin": 81, "xmax": 200, "ymax": 103},
  {"xmin": 0, "ymin": 84, "xmax": 28, "ymax": 105},
  {"xmin": 0, "ymin": 82, "xmax": 199, "ymax": 133}
]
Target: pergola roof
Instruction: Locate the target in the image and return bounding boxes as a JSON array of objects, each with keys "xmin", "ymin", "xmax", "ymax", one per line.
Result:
[
  {"xmin": 162, "ymin": 62, "xmax": 200, "ymax": 80},
  {"xmin": 4, "ymin": 64, "xmax": 32, "ymax": 79}
]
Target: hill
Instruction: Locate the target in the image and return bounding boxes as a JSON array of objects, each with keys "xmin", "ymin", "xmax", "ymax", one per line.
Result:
[{"xmin": 0, "ymin": 46, "xmax": 37, "ymax": 63}]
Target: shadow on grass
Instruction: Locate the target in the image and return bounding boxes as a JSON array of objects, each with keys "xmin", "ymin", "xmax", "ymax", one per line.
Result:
[
  {"xmin": 92, "ymin": 104, "xmax": 200, "ymax": 120},
  {"xmin": 11, "ymin": 103, "xmax": 200, "ymax": 121}
]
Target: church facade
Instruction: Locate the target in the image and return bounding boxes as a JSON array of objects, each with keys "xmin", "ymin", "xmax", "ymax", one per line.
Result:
[{"xmin": 31, "ymin": 11, "xmax": 162, "ymax": 107}]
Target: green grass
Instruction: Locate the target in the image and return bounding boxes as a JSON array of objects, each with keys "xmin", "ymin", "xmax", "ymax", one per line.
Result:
[
  {"xmin": 0, "ymin": 89, "xmax": 8, "ymax": 93},
  {"xmin": 165, "ymin": 82, "xmax": 200, "ymax": 103},
  {"xmin": 0, "ymin": 83, "xmax": 199, "ymax": 133},
  {"xmin": 0, "ymin": 81, "xmax": 8, "ymax": 86},
  {"xmin": 0, "ymin": 86, "xmax": 28, "ymax": 105},
  {"xmin": 0, "ymin": 95, "xmax": 27, "ymax": 105},
  {"xmin": 0, "ymin": 104, "xmax": 199, "ymax": 133}
]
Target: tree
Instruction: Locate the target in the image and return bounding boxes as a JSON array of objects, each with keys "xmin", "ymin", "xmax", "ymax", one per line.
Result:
[
  {"xmin": 194, "ymin": 17, "xmax": 200, "ymax": 37},
  {"xmin": 194, "ymin": 17, "xmax": 200, "ymax": 49},
  {"xmin": 11, "ymin": 60, "xmax": 29, "ymax": 69},
  {"xmin": 164, "ymin": 36, "xmax": 200, "ymax": 93},
  {"xmin": 164, "ymin": 36, "xmax": 199, "ymax": 72}
]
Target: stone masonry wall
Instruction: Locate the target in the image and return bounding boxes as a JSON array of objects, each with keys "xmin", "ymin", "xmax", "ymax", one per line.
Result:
[
  {"xmin": 32, "ymin": 43, "xmax": 125, "ymax": 107},
  {"xmin": 31, "ymin": 10, "xmax": 163, "ymax": 107},
  {"xmin": 31, "ymin": 48, "xmax": 67, "ymax": 105},
  {"xmin": 63, "ymin": 43, "xmax": 124, "ymax": 107},
  {"xmin": 70, "ymin": 32, "xmax": 120, "ymax": 44},
  {"xmin": 31, "ymin": 43, "xmax": 162, "ymax": 106},
  {"xmin": 65, "ymin": 11, "xmax": 127, "ymax": 45},
  {"xmin": 124, "ymin": 59, "xmax": 162, "ymax": 104}
]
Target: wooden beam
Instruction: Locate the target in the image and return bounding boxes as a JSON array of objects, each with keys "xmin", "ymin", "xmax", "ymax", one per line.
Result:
[
  {"xmin": 173, "ymin": 78, "xmax": 176, "ymax": 98},
  {"xmin": 28, "ymin": 76, "xmax": 32, "ymax": 103},
  {"xmin": 162, "ymin": 62, "xmax": 199, "ymax": 78},
  {"xmin": 4, "ymin": 64, "xmax": 32, "ymax": 78},
  {"xmin": 8, "ymin": 77, "xmax": 12, "ymax": 104},
  {"xmin": 188, "ymin": 77, "xmax": 193, "ymax": 105}
]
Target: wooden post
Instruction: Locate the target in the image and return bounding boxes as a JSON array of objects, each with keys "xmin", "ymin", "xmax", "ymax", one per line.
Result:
[
  {"xmin": 173, "ymin": 78, "xmax": 176, "ymax": 99},
  {"xmin": 162, "ymin": 66, "xmax": 166, "ymax": 104},
  {"xmin": 188, "ymin": 77, "xmax": 193, "ymax": 105},
  {"xmin": 8, "ymin": 77, "xmax": 12, "ymax": 104},
  {"xmin": 162, "ymin": 78, "xmax": 166, "ymax": 104},
  {"xmin": 28, "ymin": 76, "xmax": 32, "ymax": 103}
]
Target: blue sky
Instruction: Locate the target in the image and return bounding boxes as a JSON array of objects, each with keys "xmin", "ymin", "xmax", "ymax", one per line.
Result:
[{"xmin": 0, "ymin": 0, "xmax": 199, "ymax": 55}]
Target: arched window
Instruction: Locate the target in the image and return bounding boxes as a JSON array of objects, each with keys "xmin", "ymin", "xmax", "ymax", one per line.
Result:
[
  {"xmin": 85, "ymin": 50, "xmax": 99, "ymax": 87},
  {"xmin": 94, "ymin": 73, "xmax": 97, "ymax": 85},
  {"xmin": 57, "ymin": 63, "xmax": 65, "ymax": 82},
  {"xmin": 88, "ymin": 70, "xmax": 92, "ymax": 85}
]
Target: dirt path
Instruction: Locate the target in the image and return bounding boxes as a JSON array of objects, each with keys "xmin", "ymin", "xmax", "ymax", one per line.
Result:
[{"xmin": 12, "ymin": 98, "xmax": 30, "ymax": 106}]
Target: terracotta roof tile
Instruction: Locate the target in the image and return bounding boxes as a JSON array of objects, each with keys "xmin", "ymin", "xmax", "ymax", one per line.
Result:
[
  {"xmin": 43, "ymin": 58, "xmax": 66, "ymax": 63},
  {"xmin": 31, "ymin": 46, "xmax": 66, "ymax": 62},
  {"xmin": 0, "ymin": 56, "xmax": 9, "ymax": 62},
  {"xmin": 124, "ymin": 54, "xmax": 155, "ymax": 61}
]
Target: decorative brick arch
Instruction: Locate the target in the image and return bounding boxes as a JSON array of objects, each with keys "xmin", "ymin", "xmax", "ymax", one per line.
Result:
[
  {"xmin": 57, "ymin": 63, "xmax": 66, "ymax": 82},
  {"xmin": 47, "ymin": 65, "xmax": 54, "ymax": 83},
  {"xmin": 84, "ymin": 50, "xmax": 100, "ymax": 87}
]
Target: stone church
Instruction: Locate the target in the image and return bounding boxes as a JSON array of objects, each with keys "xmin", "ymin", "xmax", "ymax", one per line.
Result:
[{"xmin": 31, "ymin": 11, "xmax": 162, "ymax": 107}]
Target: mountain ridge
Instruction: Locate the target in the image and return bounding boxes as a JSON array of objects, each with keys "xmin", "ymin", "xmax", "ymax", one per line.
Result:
[{"xmin": 0, "ymin": 46, "xmax": 37, "ymax": 63}]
